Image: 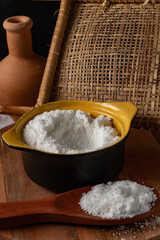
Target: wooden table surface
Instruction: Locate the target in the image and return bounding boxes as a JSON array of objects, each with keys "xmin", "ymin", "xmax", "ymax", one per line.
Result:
[{"xmin": 0, "ymin": 122, "xmax": 160, "ymax": 240}]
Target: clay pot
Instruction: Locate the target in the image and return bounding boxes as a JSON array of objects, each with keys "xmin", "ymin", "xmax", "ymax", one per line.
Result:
[{"xmin": 0, "ymin": 16, "xmax": 46, "ymax": 106}]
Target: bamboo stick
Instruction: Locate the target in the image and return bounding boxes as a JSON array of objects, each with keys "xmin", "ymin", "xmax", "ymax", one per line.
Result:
[
  {"xmin": 36, "ymin": 0, "xmax": 72, "ymax": 107},
  {"xmin": 0, "ymin": 105, "xmax": 33, "ymax": 116}
]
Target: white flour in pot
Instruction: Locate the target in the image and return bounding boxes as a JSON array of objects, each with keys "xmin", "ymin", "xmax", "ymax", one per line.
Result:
[
  {"xmin": 23, "ymin": 109, "xmax": 120, "ymax": 154},
  {"xmin": 79, "ymin": 180, "xmax": 157, "ymax": 219}
]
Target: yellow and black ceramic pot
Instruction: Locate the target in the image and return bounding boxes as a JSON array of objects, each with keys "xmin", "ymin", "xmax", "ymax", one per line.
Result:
[{"xmin": 2, "ymin": 101, "xmax": 138, "ymax": 193}]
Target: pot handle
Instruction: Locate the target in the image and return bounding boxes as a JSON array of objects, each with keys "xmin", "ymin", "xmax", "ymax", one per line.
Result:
[
  {"xmin": 103, "ymin": 101, "xmax": 138, "ymax": 123},
  {"xmin": 2, "ymin": 126, "xmax": 30, "ymax": 151}
]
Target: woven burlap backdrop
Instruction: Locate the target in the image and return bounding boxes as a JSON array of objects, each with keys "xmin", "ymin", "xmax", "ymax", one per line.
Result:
[{"xmin": 42, "ymin": 1, "xmax": 159, "ymax": 128}]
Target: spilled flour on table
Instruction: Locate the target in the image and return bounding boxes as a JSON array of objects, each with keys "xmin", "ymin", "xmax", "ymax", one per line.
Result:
[{"xmin": 109, "ymin": 215, "xmax": 160, "ymax": 239}]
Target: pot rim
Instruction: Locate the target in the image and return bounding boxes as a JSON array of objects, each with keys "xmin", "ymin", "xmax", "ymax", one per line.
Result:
[
  {"xmin": 3, "ymin": 16, "xmax": 33, "ymax": 32},
  {"xmin": 2, "ymin": 100, "xmax": 138, "ymax": 156}
]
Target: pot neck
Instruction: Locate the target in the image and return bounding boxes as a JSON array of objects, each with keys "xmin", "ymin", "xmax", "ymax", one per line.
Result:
[
  {"xmin": 6, "ymin": 30, "xmax": 33, "ymax": 58},
  {"xmin": 3, "ymin": 16, "xmax": 34, "ymax": 58}
]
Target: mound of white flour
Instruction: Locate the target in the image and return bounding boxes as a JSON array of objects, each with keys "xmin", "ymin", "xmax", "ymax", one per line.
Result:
[
  {"xmin": 79, "ymin": 180, "xmax": 157, "ymax": 219},
  {"xmin": 23, "ymin": 109, "xmax": 120, "ymax": 154}
]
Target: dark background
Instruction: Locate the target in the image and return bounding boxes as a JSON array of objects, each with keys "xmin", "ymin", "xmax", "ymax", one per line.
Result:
[{"xmin": 0, "ymin": 0, "xmax": 60, "ymax": 61}]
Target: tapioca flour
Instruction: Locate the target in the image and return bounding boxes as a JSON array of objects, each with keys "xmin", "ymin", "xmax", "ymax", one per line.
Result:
[
  {"xmin": 23, "ymin": 109, "xmax": 120, "ymax": 154},
  {"xmin": 79, "ymin": 180, "xmax": 157, "ymax": 219}
]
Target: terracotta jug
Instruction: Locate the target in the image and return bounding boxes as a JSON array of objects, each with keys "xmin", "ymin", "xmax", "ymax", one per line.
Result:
[{"xmin": 0, "ymin": 16, "xmax": 46, "ymax": 106}]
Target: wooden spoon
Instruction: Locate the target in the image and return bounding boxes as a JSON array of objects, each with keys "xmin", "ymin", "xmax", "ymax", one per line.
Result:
[{"xmin": 0, "ymin": 184, "xmax": 159, "ymax": 229}]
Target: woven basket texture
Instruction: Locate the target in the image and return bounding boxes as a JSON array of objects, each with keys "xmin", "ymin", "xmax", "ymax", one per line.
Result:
[{"xmin": 48, "ymin": 2, "xmax": 160, "ymax": 128}]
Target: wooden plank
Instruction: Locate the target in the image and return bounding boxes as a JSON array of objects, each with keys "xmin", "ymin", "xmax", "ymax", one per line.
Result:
[
  {"xmin": 0, "ymin": 129, "xmax": 13, "ymax": 240},
  {"xmin": 0, "ymin": 124, "xmax": 78, "ymax": 240},
  {"xmin": 13, "ymin": 224, "xmax": 78, "ymax": 240},
  {"xmin": 151, "ymin": 130, "xmax": 160, "ymax": 146}
]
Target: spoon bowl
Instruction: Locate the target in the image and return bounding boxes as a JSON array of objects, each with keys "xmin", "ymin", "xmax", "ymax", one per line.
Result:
[{"xmin": 0, "ymin": 183, "xmax": 158, "ymax": 229}]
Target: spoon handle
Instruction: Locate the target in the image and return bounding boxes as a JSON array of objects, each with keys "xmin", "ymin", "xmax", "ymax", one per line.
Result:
[{"xmin": 0, "ymin": 197, "xmax": 57, "ymax": 229}]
